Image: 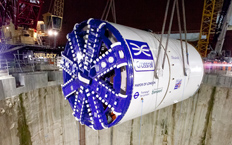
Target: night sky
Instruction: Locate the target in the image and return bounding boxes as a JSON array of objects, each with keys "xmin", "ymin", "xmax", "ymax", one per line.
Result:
[
  {"xmin": 41, "ymin": 0, "xmax": 231, "ymax": 52},
  {"xmin": 41, "ymin": 0, "xmax": 204, "ymax": 45}
]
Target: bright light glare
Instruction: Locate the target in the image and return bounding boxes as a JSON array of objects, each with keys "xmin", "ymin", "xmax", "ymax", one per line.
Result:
[
  {"xmin": 33, "ymin": 32, "xmax": 37, "ymax": 38},
  {"xmin": 6, "ymin": 27, "xmax": 9, "ymax": 30},
  {"xmin": 54, "ymin": 31, "xmax": 58, "ymax": 36},
  {"xmin": 48, "ymin": 30, "xmax": 53, "ymax": 36},
  {"xmin": 48, "ymin": 30, "xmax": 58, "ymax": 36}
]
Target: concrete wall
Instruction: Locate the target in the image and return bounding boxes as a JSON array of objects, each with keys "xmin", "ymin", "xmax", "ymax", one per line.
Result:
[
  {"xmin": 85, "ymin": 84, "xmax": 232, "ymax": 145},
  {"xmin": 0, "ymin": 74, "xmax": 232, "ymax": 145},
  {"xmin": 0, "ymin": 85, "xmax": 79, "ymax": 145},
  {"xmin": 0, "ymin": 71, "xmax": 63, "ymax": 100},
  {"xmin": 85, "ymin": 74, "xmax": 232, "ymax": 145}
]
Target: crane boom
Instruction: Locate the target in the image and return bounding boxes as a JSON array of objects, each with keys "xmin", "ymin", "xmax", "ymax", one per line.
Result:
[
  {"xmin": 53, "ymin": 0, "xmax": 64, "ymax": 17},
  {"xmin": 215, "ymin": 0, "xmax": 232, "ymax": 54},
  {"xmin": 196, "ymin": 0, "xmax": 216, "ymax": 57}
]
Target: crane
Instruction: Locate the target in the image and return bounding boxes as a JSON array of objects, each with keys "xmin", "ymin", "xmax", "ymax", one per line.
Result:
[
  {"xmin": 196, "ymin": 0, "xmax": 224, "ymax": 57},
  {"xmin": 43, "ymin": 0, "xmax": 64, "ymax": 33},
  {"xmin": 42, "ymin": 0, "xmax": 64, "ymax": 48},
  {"xmin": 0, "ymin": 0, "xmax": 64, "ymax": 73},
  {"xmin": 196, "ymin": 0, "xmax": 232, "ymax": 58},
  {"xmin": 0, "ymin": 0, "xmax": 44, "ymax": 52},
  {"xmin": 214, "ymin": 0, "xmax": 232, "ymax": 56},
  {"xmin": 0, "ymin": 0, "xmax": 43, "ymax": 29}
]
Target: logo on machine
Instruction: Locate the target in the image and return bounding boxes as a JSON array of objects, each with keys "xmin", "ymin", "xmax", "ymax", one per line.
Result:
[
  {"xmin": 174, "ymin": 79, "xmax": 182, "ymax": 90},
  {"xmin": 152, "ymin": 88, "xmax": 163, "ymax": 94},
  {"xmin": 126, "ymin": 39, "xmax": 154, "ymax": 71},
  {"xmin": 134, "ymin": 92, "xmax": 140, "ymax": 99},
  {"xmin": 126, "ymin": 39, "xmax": 153, "ymax": 60}
]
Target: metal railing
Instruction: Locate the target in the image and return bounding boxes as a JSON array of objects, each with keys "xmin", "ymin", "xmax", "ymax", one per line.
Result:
[
  {"xmin": 0, "ymin": 57, "xmax": 61, "ymax": 76},
  {"xmin": 0, "ymin": 59, "xmax": 9, "ymax": 77}
]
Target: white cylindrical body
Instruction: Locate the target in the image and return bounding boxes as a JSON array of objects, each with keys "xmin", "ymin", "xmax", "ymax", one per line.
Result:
[{"xmin": 109, "ymin": 23, "xmax": 204, "ymax": 123}]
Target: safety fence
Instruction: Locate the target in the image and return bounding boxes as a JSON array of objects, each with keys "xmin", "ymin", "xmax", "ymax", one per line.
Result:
[
  {"xmin": 0, "ymin": 57, "xmax": 62, "ymax": 77},
  {"xmin": 0, "ymin": 59, "xmax": 9, "ymax": 77}
]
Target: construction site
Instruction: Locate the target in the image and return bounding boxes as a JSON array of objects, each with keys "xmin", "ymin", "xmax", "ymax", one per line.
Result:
[{"xmin": 0, "ymin": 0, "xmax": 232, "ymax": 145}]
